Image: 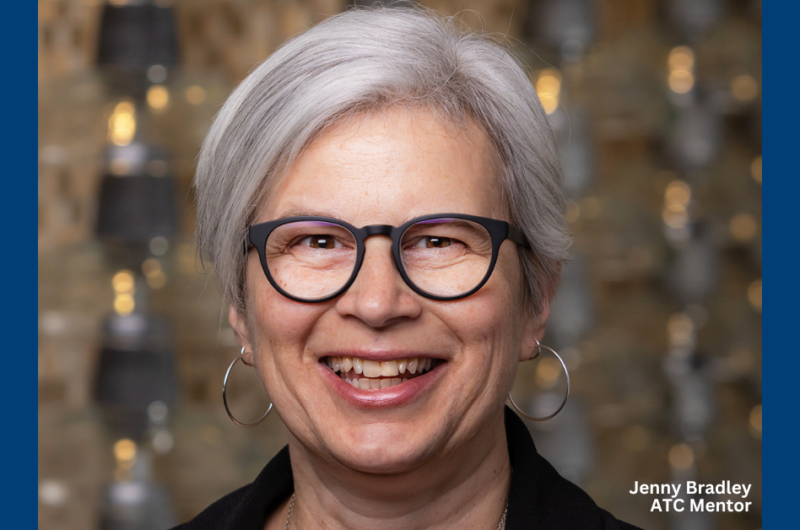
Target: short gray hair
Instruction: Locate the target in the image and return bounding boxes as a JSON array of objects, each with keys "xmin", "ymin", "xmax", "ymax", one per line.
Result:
[{"xmin": 194, "ymin": 6, "xmax": 571, "ymax": 315}]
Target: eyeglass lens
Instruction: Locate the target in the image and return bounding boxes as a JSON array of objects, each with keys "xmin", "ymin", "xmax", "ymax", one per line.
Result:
[{"xmin": 264, "ymin": 218, "xmax": 493, "ymax": 300}]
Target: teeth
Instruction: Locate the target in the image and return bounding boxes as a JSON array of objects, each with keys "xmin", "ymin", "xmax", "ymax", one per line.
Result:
[
  {"xmin": 362, "ymin": 360, "xmax": 382, "ymax": 378},
  {"xmin": 344, "ymin": 376, "xmax": 410, "ymax": 390},
  {"xmin": 327, "ymin": 355, "xmax": 438, "ymax": 387},
  {"xmin": 398, "ymin": 359, "xmax": 408, "ymax": 374},
  {"xmin": 408, "ymin": 359, "xmax": 418, "ymax": 375},
  {"xmin": 380, "ymin": 360, "xmax": 399, "ymax": 377}
]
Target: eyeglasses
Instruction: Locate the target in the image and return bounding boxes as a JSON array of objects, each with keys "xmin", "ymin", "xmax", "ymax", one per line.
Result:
[{"xmin": 246, "ymin": 213, "xmax": 530, "ymax": 303}]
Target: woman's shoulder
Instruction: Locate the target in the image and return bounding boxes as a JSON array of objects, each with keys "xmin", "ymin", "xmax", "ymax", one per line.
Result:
[{"xmin": 504, "ymin": 407, "xmax": 645, "ymax": 530}]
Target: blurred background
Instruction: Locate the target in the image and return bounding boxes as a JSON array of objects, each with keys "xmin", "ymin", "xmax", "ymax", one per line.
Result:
[{"xmin": 37, "ymin": 0, "xmax": 762, "ymax": 529}]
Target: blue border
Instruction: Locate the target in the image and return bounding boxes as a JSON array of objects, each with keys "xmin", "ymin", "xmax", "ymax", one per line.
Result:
[
  {"xmin": 763, "ymin": 1, "xmax": 788, "ymax": 527},
  {"xmin": 12, "ymin": 0, "xmax": 33, "ymax": 526}
]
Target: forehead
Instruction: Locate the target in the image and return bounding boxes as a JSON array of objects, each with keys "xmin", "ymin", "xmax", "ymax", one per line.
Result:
[{"xmin": 258, "ymin": 107, "xmax": 507, "ymax": 226}]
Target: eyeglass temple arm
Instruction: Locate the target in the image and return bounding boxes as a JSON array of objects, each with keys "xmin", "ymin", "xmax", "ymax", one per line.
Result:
[
  {"xmin": 243, "ymin": 232, "xmax": 252, "ymax": 256},
  {"xmin": 508, "ymin": 225, "xmax": 531, "ymax": 249}
]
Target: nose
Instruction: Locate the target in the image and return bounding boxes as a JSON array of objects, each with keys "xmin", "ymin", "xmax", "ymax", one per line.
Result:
[{"xmin": 334, "ymin": 235, "xmax": 422, "ymax": 327}]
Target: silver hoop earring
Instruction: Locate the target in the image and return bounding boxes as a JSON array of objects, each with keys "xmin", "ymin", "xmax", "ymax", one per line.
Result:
[
  {"xmin": 222, "ymin": 347, "xmax": 273, "ymax": 427},
  {"xmin": 508, "ymin": 339, "xmax": 570, "ymax": 421}
]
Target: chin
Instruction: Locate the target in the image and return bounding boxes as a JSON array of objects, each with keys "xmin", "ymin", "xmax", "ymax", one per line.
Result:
[{"xmin": 325, "ymin": 421, "xmax": 442, "ymax": 475}]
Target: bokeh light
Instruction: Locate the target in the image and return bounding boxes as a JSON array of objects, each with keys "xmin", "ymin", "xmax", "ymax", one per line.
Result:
[
  {"xmin": 751, "ymin": 156, "xmax": 762, "ymax": 184},
  {"xmin": 108, "ymin": 101, "xmax": 136, "ymax": 146},
  {"xmin": 535, "ymin": 357, "xmax": 561, "ymax": 389},
  {"xmin": 147, "ymin": 85, "xmax": 170, "ymax": 112},
  {"xmin": 731, "ymin": 75, "xmax": 759, "ymax": 103},
  {"xmin": 535, "ymin": 68, "xmax": 561, "ymax": 115},
  {"xmin": 185, "ymin": 85, "xmax": 206, "ymax": 105},
  {"xmin": 749, "ymin": 405, "xmax": 762, "ymax": 439},
  {"xmin": 112, "ymin": 270, "xmax": 134, "ymax": 294},
  {"xmin": 113, "ymin": 439, "xmax": 137, "ymax": 463},
  {"xmin": 668, "ymin": 443, "xmax": 695, "ymax": 470},
  {"xmin": 748, "ymin": 279, "xmax": 763, "ymax": 312},
  {"xmin": 729, "ymin": 213, "xmax": 758, "ymax": 241},
  {"xmin": 667, "ymin": 46, "xmax": 695, "ymax": 94}
]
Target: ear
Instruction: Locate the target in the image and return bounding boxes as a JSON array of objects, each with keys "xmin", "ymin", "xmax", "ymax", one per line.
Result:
[
  {"xmin": 228, "ymin": 304, "xmax": 255, "ymax": 365},
  {"xmin": 519, "ymin": 302, "xmax": 550, "ymax": 362}
]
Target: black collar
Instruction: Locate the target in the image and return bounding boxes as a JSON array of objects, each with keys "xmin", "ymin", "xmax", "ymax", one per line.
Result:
[
  {"xmin": 503, "ymin": 406, "xmax": 624, "ymax": 529},
  {"xmin": 175, "ymin": 407, "xmax": 638, "ymax": 529}
]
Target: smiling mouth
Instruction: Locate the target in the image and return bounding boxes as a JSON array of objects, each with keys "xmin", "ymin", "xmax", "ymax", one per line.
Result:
[{"xmin": 322, "ymin": 356, "xmax": 443, "ymax": 389}]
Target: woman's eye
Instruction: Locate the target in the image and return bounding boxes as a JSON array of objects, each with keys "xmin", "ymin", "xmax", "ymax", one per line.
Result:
[
  {"xmin": 417, "ymin": 236, "xmax": 452, "ymax": 249},
  {"xmin": 302, "ymin": 235, "xmax": 340, "ymax": 249}
]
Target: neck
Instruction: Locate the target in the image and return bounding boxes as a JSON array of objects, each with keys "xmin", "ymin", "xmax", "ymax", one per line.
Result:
[{"xmin": 284, "ymin": 411, "xmax": 510, "ymax": 530}]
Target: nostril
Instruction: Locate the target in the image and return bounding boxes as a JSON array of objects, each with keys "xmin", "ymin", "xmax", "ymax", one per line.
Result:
[{"xmin": 336, "ymin": 280, "xmax": 419, "ymax": 327}]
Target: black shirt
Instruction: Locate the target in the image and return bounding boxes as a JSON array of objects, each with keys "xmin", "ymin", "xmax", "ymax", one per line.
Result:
[{"xmin": 173, "ymin": 407, "xmax": 644, "ymax": 529}]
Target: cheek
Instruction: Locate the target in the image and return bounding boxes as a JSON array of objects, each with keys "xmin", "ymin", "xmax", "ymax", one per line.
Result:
[
  {"xmin": 245, "ymin": 262, "xmax": 324, "ymax": 362},
  {"xmin": 446, "ymin": 271, "xmax": 526, "ymax": 357},
  {"xmin": 463, "ymin": 250, "xmax": 527, "ymax": 362}
]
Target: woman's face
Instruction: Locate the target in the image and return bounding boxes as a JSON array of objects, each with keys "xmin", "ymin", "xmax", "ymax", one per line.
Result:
[{"xmin": 232, "ymin": 108, "xmax": 546, "ymax": 474}]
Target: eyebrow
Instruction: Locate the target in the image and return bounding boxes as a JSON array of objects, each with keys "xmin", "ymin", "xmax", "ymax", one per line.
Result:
[
  {"xmin": 268, "ymin": 209, "xmax": 462, "ymax": 227},
  {"xmin": 273, "ymin": 208, "xmax": 344, "ymax": 220},
  {"xmin": 271, "ymin": 209, "xmax": 418, "ymax": 226}
]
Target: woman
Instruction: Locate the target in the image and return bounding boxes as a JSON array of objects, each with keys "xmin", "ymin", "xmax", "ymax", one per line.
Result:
[{"xmin": 178, "ymin": 6, "xmax": 642, "ymax": 530}]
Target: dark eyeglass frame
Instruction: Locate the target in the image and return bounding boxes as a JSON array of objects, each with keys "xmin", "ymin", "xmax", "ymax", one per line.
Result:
[{"xmin": 246, "ymin": 213, "xmax": 530, "ymax": 303}]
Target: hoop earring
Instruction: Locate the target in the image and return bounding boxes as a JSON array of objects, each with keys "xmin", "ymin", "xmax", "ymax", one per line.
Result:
[
  {"xmin": 508, "ymin": 339, "xmax": 570, "ymax": 421},
  {"xmin": 222, "ymin": 347, "xmax": 273, "ymax": 427}
]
